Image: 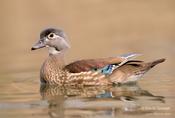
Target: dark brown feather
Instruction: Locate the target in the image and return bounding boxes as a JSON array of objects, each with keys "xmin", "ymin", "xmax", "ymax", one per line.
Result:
[{"xmin": 64, "ymin": 57, "xmax": 125, "ymax": 73}]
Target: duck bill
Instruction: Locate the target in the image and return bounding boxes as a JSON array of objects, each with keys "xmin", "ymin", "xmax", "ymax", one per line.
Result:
[{"xmin": 31, "ymin": 40, "xmax": 45, "ymax": 50}]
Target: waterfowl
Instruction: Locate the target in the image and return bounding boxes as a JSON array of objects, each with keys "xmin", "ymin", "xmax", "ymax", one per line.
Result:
[{"xmin": 31, "ymin": 28, "xmax": 165, "ymax": 85}]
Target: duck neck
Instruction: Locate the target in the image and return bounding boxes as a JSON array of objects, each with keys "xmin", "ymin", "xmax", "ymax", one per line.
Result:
[
  {"xmin": 48, "ymin": 52, "xmax": 66, "ymax": 68},
  {"xmin": 40, "ymin": 53, "xmax": 67, "ymax": 85},
  {"xmin": 48, "ymin": 46, "xmax": 69, "ymax": 55},
  {"xmin": 48, "ymin": 47, "xmax": 60, "ymax": 55}
]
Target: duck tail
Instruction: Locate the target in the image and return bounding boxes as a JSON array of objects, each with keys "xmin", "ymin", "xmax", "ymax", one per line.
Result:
[{"xmin": 148, "ymin": 58, "xmax": 166, "ymax": 68}]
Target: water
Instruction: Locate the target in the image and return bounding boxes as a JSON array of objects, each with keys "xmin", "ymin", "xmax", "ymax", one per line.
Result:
[
  {"xmin": 0, "ymin": 76, "xmax": 174, "ymax": 118},
  {"xmin": 0, "ymin": 0, "xmax": 175, "ymax": 118}
]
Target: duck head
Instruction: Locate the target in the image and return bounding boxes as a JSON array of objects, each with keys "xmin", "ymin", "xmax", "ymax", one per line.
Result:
[{"xmin": 31, "ymin": 28, "xmax": 70, "ymax": 55}]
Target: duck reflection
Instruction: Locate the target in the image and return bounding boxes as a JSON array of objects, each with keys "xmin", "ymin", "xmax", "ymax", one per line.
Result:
[{"xmin": 40, "ymin": 83, "xmax": 165, "ymax": 118}]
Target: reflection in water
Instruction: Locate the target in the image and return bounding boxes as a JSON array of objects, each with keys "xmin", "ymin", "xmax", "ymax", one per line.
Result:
[
  {"xmin": 0, "ymin": 1, "xmax": 174, "ymax": 117},
  {"xmin": 40, "ymin": 83, "xmax": 165, "ymax": 118}
]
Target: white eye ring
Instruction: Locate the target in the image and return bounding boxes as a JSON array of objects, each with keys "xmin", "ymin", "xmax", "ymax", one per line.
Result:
[{"xmin": 47, "ymin": 33, "xmax": 55, "ymax": 39}]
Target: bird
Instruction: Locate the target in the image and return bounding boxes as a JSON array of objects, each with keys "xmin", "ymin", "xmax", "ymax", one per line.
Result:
[{"xmin": 31, "ymin": 28, "xmax": 165, "ymax": 86}]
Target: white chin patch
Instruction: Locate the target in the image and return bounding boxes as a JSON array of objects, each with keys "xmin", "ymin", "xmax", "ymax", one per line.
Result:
[{"xmin": 48, "ymin": 47, "xmax": 60, "ymax": 54}]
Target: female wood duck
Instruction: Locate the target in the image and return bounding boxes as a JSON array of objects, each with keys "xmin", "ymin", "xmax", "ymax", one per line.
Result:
[{"xmin": 31, "ymin": 28, "xmax": 165, "ymax": 86}]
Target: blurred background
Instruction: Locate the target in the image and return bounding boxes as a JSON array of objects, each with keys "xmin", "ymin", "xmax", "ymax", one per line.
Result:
[
  {"xmin": 0, "ymin": 0, "xmax": 175, "ymax": 117},
  {"xmin": 0, "ymin": 0, "xmax": 174, "ymax": 76}
]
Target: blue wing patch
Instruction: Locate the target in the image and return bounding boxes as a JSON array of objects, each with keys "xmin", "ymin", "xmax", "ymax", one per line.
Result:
[
  {"xmin": 101, "ymin": 65, "xmax": 114, "ymax": 75},
  {"xmin": 92, "ymin": 64, "xmax": 115, "ymax": 75}
]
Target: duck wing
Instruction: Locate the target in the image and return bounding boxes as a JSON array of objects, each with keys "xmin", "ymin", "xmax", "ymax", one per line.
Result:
[{"xmin": 65, "ymin": 53, "xmax": 141, "ymax": 73}]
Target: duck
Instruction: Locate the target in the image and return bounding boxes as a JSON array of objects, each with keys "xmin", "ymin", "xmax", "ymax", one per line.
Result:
[{"xmin": 31, "ymin": 28, "xmax": 165, "ymax": 85}]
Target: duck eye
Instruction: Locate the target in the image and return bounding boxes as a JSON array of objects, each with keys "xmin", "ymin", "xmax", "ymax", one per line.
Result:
[{"xmin": 48, "ymin": 33, "xmax": 55, "ymax": 39}]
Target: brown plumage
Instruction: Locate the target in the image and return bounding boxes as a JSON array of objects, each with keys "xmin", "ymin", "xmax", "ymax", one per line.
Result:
[
  {"xmin": 64, "ymin": 57, "xmax": 125, "ymax": 73},
  {"xmin": 109, "ymin": 59, "xmax": 165, "ymax": 84},
  {"xmin": 39, "ymin": 53, "xmax": 165, "ymax": 85},
  {"xmin": 31, "ymin": 28, "xmax": 166, "ymax": 85}
]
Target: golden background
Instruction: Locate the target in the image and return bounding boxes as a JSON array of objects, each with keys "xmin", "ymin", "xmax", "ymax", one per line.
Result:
[
  {"xmin": 0, "ymin": 1, "xmax": 175, "ymax": 118},
  {"xmin": 0, "ymin": 0, "xmax": 174, "ymax": 75}
]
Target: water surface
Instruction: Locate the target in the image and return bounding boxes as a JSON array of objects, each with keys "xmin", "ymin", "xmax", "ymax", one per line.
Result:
[{"xmin": 0, "ymin": 0, "xmax": 175, "ymax": 118}]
